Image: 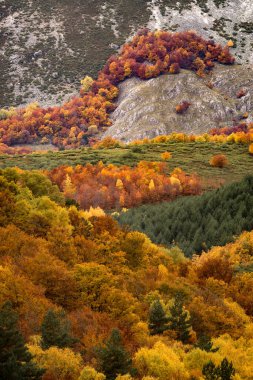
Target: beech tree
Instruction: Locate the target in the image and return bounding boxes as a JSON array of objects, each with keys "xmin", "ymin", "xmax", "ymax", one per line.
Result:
[{"xmin": 78, "ymin": 366, "xmax": 105, "ymax": 380}]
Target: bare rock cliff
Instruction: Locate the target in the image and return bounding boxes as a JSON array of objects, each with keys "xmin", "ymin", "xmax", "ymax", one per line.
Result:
[{"xmin": 104, "ymin": 64, "xmax": 253, "ymax": 141}]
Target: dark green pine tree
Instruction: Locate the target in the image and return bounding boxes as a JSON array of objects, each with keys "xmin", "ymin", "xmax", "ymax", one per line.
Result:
[
  {"xmin": 148, "ymin": 299, "xmax": 169, "ymax": 335},
  {"xmin": 202, "ymin": 358, "xmax": 235, "ymax": 380},
  {"xmin": 202, "ymin": 360, "xmax": 220, "ymax": 380},
  {"xmin": 219, "ymin": 358, "xmax": 235, "ymax": 380},
  {"xmin": 195, "ymin": 335, "xmax": 219, "ymax": 353},
  {"xmin": 0, "ymin": 302, "xmax": 44, "ymax": 380},
  {"xmin": 96, "ymin": 329, "xmax": 134, "ymax": 380},
  {"xmin": 168, "ymin": 293, "xmax": 192, "ymax": 343},
  {"xmin": 41, "ymin": 309, "xmax": 76, "ymax": 349}
]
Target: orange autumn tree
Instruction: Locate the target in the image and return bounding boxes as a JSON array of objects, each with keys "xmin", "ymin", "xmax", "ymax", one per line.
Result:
[{"xmin": 48, "ymin": 162, "xmax": 201, "ymax": 210}]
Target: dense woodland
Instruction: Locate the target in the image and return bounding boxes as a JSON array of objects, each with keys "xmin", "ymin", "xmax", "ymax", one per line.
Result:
[
  {"xmin": 1, "ymin": 167, "xmax": 253, "ymax": 380},
  {"xmin": 117, "ymin": 176, "xmax": 253, "ymax": 256}
]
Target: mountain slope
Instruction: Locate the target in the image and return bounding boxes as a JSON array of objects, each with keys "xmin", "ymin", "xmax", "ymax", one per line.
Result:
[
  {"xmin": 1, "ymin": 0, "xmax": 253, "ymax": 108},
  {"xmin": 105, "ymin": 64, "xmax": 253, "ymax": 141},
  {"xmin": 117, "ymin": 176, "xmax": 253, "ymax": 256}
]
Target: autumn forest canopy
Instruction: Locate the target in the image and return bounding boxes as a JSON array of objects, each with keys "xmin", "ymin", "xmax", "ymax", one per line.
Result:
[
  {"xmin": 1, "ymin": 28, "xmax": 253, "ymax": 380},
  {"xmin": 1, "ymin": 166, "xmax": 253, "ymax": 380}
]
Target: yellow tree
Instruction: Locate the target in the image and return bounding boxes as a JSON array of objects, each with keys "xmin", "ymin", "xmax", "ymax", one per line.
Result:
[
  {"xmin": 116, "ymin": 179, "xmax": 124, "ymax": 191},
  {"xmin": 148, "ymin": 179, "xmax": 155, "ymax": 191},
  {"xmin": 74, "ymin": 262, "xmax": 114, "ymax": 310},
  {"xmin": 80, "ymin": 76, "xmax": 94, "ymax": 93},
  {"xmin": 79, "ymin": 366, "xmax": 105, "ymax": 380},
  {"xmin": 63, "ymin": 174, "xmax": 76, "ymax": 198},
  {"xmin": 134, "ymin": 341, "xmax": 189, "ymax": 380},
  {"xmin": 29, "ymin": 344, "xmax": 83, "ymax": 380}
]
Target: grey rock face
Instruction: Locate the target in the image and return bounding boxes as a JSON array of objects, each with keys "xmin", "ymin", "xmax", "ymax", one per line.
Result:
[{"xmin": 104, "ymin": 64, "xmax": 253, "ymax": 142}]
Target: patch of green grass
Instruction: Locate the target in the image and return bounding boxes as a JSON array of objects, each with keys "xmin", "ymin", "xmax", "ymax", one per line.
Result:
[{"xmin": 1, "ymin": 142, "xmax": 252, "ymax": 189}]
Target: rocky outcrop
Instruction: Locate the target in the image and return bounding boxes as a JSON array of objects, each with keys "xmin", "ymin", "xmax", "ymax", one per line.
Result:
[{"xmin": 104, "ymin": 64, "xmax": 253, "ymax": 141}]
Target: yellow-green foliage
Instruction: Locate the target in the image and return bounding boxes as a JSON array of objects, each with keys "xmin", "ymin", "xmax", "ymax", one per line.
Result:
[
  {"xmin": 115, "ymin": 375, "xmax": 133, "ymax": 380},
  {"xmin": 80, "ymin": 75, "xmax": 94, "ymax": 93},
  {"xmin": 29, "ymin": 344, "xmax": 83, "ymax": 380},
  {"xmin": 79, "ymin": 366, "xmax": 106, "ymax": 380},
  {"xmin": 134, "ymin": 341, "xmax": 189, "ymax": 380}
]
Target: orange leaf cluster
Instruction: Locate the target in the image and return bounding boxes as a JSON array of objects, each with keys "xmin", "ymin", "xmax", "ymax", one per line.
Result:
[{"xmin": 0, "ymin": 30, "xmax": 234, "ymax": 149}]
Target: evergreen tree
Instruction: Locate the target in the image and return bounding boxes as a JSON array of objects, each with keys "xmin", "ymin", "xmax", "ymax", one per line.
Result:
[
  {"xmin": 41, "ymin": 309, "xmax": 76, "ymax": 349},
  {"xmin": 0, "ymin": 302, "xmax": 44, "ymax": 380},
  {"xmin": 168, "ymin": 293, "xmax": 192, "ymax": 343},
  {"xmin": 96, "ymin": 329, "xmax": 134, "ymax": 380},
  {"xmin": 219, "ymin": 358, "xmax": 235, "ymax": 380},
  {"xmin": 148, "ymin": 299, "xmax": 169, "ymax": 335},
  {"xmin": 202, "ymin": 358, "xmax": 235, "ymax": 380},
  {"xmin": 195, "ymin": 335, "xmax": 219, "ymax": 352},
  {"xmin": 202, "ymin": 361, "xmax": 220, "ymax": 380}
]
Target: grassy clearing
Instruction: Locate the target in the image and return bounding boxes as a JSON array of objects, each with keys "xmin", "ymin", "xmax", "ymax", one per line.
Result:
[{"xmin": 0, "ymin": 142, "xmax": 252, "ymax": 189}]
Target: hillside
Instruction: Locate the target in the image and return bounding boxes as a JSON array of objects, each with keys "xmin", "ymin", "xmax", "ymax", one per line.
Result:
[
  {"xmin": 1, "ymin": 0, "xmax": 253, "ymax": 108},
  {"xmin": 1, "ymin": 11, "xmax": 253, "ymax": 380},
  {"xmin": 0, "ymin": 30, "xmax": 237, "ymax": 149},
  {"xmin": 104, "ymin": 63, "xmax": 253, "ymax": 141},
  {"xmin": 116, "ymin": 176, "xmax": 253, "ymax": 256},
  {"xmin": 1, "ymin": 167, "xmax": 253, "ymax": 379},
  {"xmin": 0, "ymin": 141, "xmax": 253, "ymax": 190}
]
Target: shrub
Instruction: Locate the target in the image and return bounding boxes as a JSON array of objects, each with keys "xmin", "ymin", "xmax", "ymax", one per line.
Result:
[
  {"xmin": 131, "ymin": 146, "xmax": 143, "ymax": 153},
  {"xmin": 175, "ymin": 101, "xmax": 191, "ymax": 114},
  {"xmin": 236, "ymin": 88, "xmax": 247, "ymax": 98},
  {"xmin": 93, "ymin": 137, "xmax": 122, "ymax": 149},
  {"xmin": 209, "ymin": 154, "xmax": 228, "ymax": 168},
  {"xmin": 161, "ymin": 151, "xmax": 172, "ymax": 160}
]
